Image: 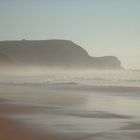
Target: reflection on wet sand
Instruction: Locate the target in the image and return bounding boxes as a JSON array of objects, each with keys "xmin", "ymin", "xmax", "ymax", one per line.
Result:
[{"xmin": 0, "ymin": 84, "xmax": 140, "ymax": 140}]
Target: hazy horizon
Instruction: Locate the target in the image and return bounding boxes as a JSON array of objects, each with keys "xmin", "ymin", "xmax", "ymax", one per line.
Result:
[{"xmin": 0, "ymin": 0, "xmax": 140, "ymax": 69}]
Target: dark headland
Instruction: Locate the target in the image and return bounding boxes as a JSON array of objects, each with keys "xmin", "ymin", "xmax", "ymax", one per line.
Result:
[{"xmin": 0, "ymin": 39, "xmax": 122, "ymax": 70}]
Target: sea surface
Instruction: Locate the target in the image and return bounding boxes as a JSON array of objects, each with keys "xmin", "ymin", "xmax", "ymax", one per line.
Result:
[
  {"xmin": 0, "ymin": 70, "xmax": 140, "ymax": 139},
  {"xmin": 0, "ymin": 70, "xmax": 140, "ymax": 87}
]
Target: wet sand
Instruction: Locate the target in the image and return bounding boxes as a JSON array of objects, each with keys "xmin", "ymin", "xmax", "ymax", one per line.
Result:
[
  {"xmin": 1, "ymin": 84, "xmax": 140, "ymax": 140},
  {"xmin": 0, "ymin": 99, "xmax": 67, "ymax": 140},
  {"xmin": 1, "ymin": 100, "xmax": 140, "ymax": 140}
]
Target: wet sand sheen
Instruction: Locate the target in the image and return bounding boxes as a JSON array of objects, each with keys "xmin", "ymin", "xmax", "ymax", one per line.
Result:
[
  {"xmin": 0, "ymin": 98, "xmax": 122, "ymax": 140},
  {"xmin": 0, "ymin": 84, "xmax": 140, "ymax": 140},
  {"xmin": 0, "ymin": 99, "xmax": 81, "ymax": 140},
  {"xmin": 1, "ymin": 100, "xmax": 140, "ymax": 140}
]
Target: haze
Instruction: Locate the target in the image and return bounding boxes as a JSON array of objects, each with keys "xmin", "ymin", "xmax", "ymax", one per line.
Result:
[{"xmin": 0, "ymin": 0, "xmax": 140, "ymax": 69}]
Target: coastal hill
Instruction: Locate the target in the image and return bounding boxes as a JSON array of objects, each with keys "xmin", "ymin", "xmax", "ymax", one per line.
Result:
[
  {"xmin": 0, "ymin": 39, "xmax": 122, "ymax": 69},
  {"xmin": 0, "ymin": 53, "xmax": 16, "ymax": 66}
]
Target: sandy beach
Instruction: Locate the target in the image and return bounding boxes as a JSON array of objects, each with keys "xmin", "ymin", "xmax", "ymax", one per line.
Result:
[
  {"xmin": 0, "ymin": 83, "xmax": 140, "ymax": 140},
  {"xmin": 1, "ymin": 99, "xmax": 139, "ymax": 140},
  {"xmin": 0, "ymin": 99, "xmax": 68, "ymax": 140}
]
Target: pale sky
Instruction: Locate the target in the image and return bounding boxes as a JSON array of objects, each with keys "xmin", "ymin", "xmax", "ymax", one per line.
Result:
[{"xmin": 0, "ymin": 0, "xmax": 140, "ymax": 69}]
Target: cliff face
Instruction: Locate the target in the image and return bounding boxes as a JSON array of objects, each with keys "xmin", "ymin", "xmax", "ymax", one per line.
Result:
[
  {"xmin": 91, "ymin": 56, "xmax": 121, "ymax": 69},
  {"xmin": 0, "ymin": 39, "xmax": 122, "ymax": 69}
]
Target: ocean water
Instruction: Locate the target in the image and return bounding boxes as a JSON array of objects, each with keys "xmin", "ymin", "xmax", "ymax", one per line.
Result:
[
  {"xmin": 0, "ymin": 70, "xmax": 140, "ymax": 87},
  {"xmin": 0, "ymin": 70, "xmax": 140, "ymax": 139}
]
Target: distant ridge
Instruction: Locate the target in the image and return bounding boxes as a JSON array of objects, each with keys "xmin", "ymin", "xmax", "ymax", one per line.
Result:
[
  {"xmin": 0, "ymin": 39, "xmax": 122, "ymax": 69},
  {"xmin": 0, "ymin": 52, "xmax": 16, "ymax": 66}
]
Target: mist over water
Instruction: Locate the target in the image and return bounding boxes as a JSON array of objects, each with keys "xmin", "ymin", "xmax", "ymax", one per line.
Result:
[{"xmin": 0, "ymin": 67, "xmax": 140, "ymax": 88}]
